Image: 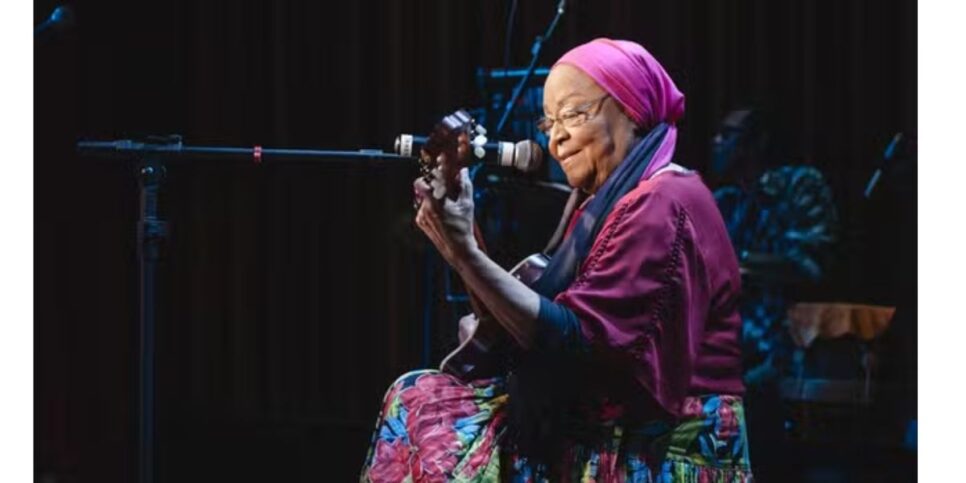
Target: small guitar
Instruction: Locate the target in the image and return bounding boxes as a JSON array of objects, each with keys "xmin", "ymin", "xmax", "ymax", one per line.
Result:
[
  {"xmin": 438, "ymin": 252, "xmax": 548, "ymax": 380},
  {"xmin": 415, "ymin": 109, "xmax": 549, "ymax": 380}
]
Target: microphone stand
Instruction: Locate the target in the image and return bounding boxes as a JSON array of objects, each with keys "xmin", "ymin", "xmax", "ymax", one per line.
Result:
[
  {"xmin": 78, "ymin": 136, "xmax": 413, "ymax": 164},
  {"xmin": 76, "ymin": 135, "xmax": 412, "ymax": 483},
  {"xmin": 494, "ymin": 0, "xmax": 567, "ymax": 135},
  {"xmin": 137, "ymin": 157, "xmax": 162, "ymax": 483}
]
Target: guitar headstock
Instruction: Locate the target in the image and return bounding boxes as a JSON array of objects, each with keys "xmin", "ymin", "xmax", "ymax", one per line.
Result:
[{"xmin": 419, "ymin": 109, "xmax": 488, "ymax": 200}]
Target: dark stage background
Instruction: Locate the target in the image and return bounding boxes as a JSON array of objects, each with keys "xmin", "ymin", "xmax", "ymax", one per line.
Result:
[{"xmin": 35, "ymin": 1, "xmax": 916, "ymax": 481}]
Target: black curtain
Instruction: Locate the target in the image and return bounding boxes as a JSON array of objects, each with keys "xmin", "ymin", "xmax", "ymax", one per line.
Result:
[{"xmin": 35, "ymin": 1, "xmax": 915, "ymax": 481}]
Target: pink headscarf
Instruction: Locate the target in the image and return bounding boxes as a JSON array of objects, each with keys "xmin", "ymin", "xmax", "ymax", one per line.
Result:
[{"xmin": 553, "ymin": 38, "xmax": 685, "ymax": 179}]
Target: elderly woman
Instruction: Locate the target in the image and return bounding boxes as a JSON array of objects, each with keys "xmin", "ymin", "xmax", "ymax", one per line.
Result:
[{"xmin": 361, "ymin": 38, "xmax": 752, "ymax": 482}]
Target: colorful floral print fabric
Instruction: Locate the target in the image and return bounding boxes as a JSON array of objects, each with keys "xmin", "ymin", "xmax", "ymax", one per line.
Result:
[{"xmin": 361, "ymin": 370, "xmax": 752, "ymax": 482}]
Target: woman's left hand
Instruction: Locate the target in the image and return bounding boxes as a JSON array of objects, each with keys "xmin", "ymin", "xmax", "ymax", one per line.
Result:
[{"xmin": 414, "ymin": 162, "xmax": 479, "ymax": 267}]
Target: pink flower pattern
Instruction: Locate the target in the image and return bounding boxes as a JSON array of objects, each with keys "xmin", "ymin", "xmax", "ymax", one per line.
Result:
[
  {"xmin": 361, "ymin": 371, "xmax": 753, "ymax": 482},
  {"xmin": 367, "ymin": 438, "xmax": 411, "ymax": 482}
]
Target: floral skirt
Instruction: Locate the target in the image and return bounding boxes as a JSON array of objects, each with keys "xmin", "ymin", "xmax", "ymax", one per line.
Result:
[{"xmin": 360, "ymin": 370, "xmax": 753, "ymax": 482}]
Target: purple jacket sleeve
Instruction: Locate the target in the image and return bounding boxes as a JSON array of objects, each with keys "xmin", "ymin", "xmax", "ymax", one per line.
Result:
[{"xmin": 553, "ymin": 183, "xmax": 710, "ymax": 418}]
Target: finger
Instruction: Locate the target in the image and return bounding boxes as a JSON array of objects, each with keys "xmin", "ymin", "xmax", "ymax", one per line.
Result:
[
  {"xmin": 415, "ymin": 203, "xmax": 428, "ymax": 228},
  {"xmin": 458, "ymin": 167, "xmax": 473, "ymax": 201},
  {"xmin": 435, "ymin": 151, "xmax": 447, "ymax": 167},
  {"xmin": 426, "ymin": 154, "xmax": 447, "ymax": 200},
  {"xmin": 441, "ymin": 196, "xmax": 462, "ymax": 219},
  {"xmin": 418, "ymin": 191, "xmax": 438, "ymax": 215},
  {"xmin": 417, "ymin": 194, "xmax": 438, "ymax": 220},
  {"xmin": 417, "ymin": 178, "xmax": 445, "ymax": 209},
  {"xmin": 413, "ymin": 187, "xmax": 424, "ymax": 206},
  {"xmin": 418, "ymin": 206, "xmax": 449, "ymax": 250},
  {"xmin": 413, "ymin": 177, "xmax": 433, "ymax": 208},
  {"xmin": 416, "ymin": 205, "xmax": 443, "ymax": 242},
  {"xmin": 419, "ymin": 196, "xmax": 445, "ymax": 225},
  {"xmin": 414, "ymin": 176, "xmax": 432, "ymax": 195}
]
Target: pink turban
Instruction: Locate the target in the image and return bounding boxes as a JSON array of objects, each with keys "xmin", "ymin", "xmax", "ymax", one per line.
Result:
[
  {"xmin": 553, "ymin": 38, "xmax": 685, "ymax": 128},
  {"xmin": 553, "ymin": 38, "xmax": 685, "ymax": 178}
]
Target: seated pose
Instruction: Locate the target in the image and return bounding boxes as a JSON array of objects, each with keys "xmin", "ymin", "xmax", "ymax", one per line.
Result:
[{"xmin": 361, "ymin": 38, "xmax": 753, "ymax": 482}]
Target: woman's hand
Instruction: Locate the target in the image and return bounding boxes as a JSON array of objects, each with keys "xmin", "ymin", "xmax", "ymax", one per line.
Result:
[
  {"xmin": 414, "ymin": 133, "xmax": 540, "ymax": 348},
  {"xmin": 414, "ymin": 136, "xmax": 479, "ymax": 266}
]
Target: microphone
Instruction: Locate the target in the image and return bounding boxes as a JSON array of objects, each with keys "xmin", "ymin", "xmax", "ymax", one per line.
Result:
[{"xmin": 393, "ymin": 134, "xmax": 543, "ymax": 173}]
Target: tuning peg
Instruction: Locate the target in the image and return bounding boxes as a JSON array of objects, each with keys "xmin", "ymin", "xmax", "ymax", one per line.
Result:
[{"xmin": 474, "ymin": 125, "xmax": 487, "ymax": 136}]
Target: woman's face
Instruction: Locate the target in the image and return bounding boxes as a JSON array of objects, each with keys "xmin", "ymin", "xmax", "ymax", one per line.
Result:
[{"xmin": 542, "ymin": 65, "xmax": 640, "ymax": 193}]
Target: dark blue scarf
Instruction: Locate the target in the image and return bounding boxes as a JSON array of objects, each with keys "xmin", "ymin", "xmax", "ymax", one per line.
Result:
[{"xmin": 532, "ymin": 123, "xmax": 671, "ymax": 299}]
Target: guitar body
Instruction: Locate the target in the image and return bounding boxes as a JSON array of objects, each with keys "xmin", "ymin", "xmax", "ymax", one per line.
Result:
[{"xmin": 439, "ymin": 252, "xmax": 549, "ymax": 379}]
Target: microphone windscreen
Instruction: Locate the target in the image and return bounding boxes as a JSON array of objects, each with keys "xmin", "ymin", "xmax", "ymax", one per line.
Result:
[{"xmin": 513, "ymin": 140, "xmax": 543, "ymax": 173}]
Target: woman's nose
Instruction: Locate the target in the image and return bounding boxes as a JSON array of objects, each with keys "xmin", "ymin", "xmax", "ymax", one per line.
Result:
[{"xmin": 549, "ymin": 125, "xmax": 568, "ymax": 152}]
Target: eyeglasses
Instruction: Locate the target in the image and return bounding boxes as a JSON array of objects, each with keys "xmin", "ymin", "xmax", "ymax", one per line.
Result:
[{"xmin": 536, "ymin": 94, "xmax": 611, "ymax": 136}]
